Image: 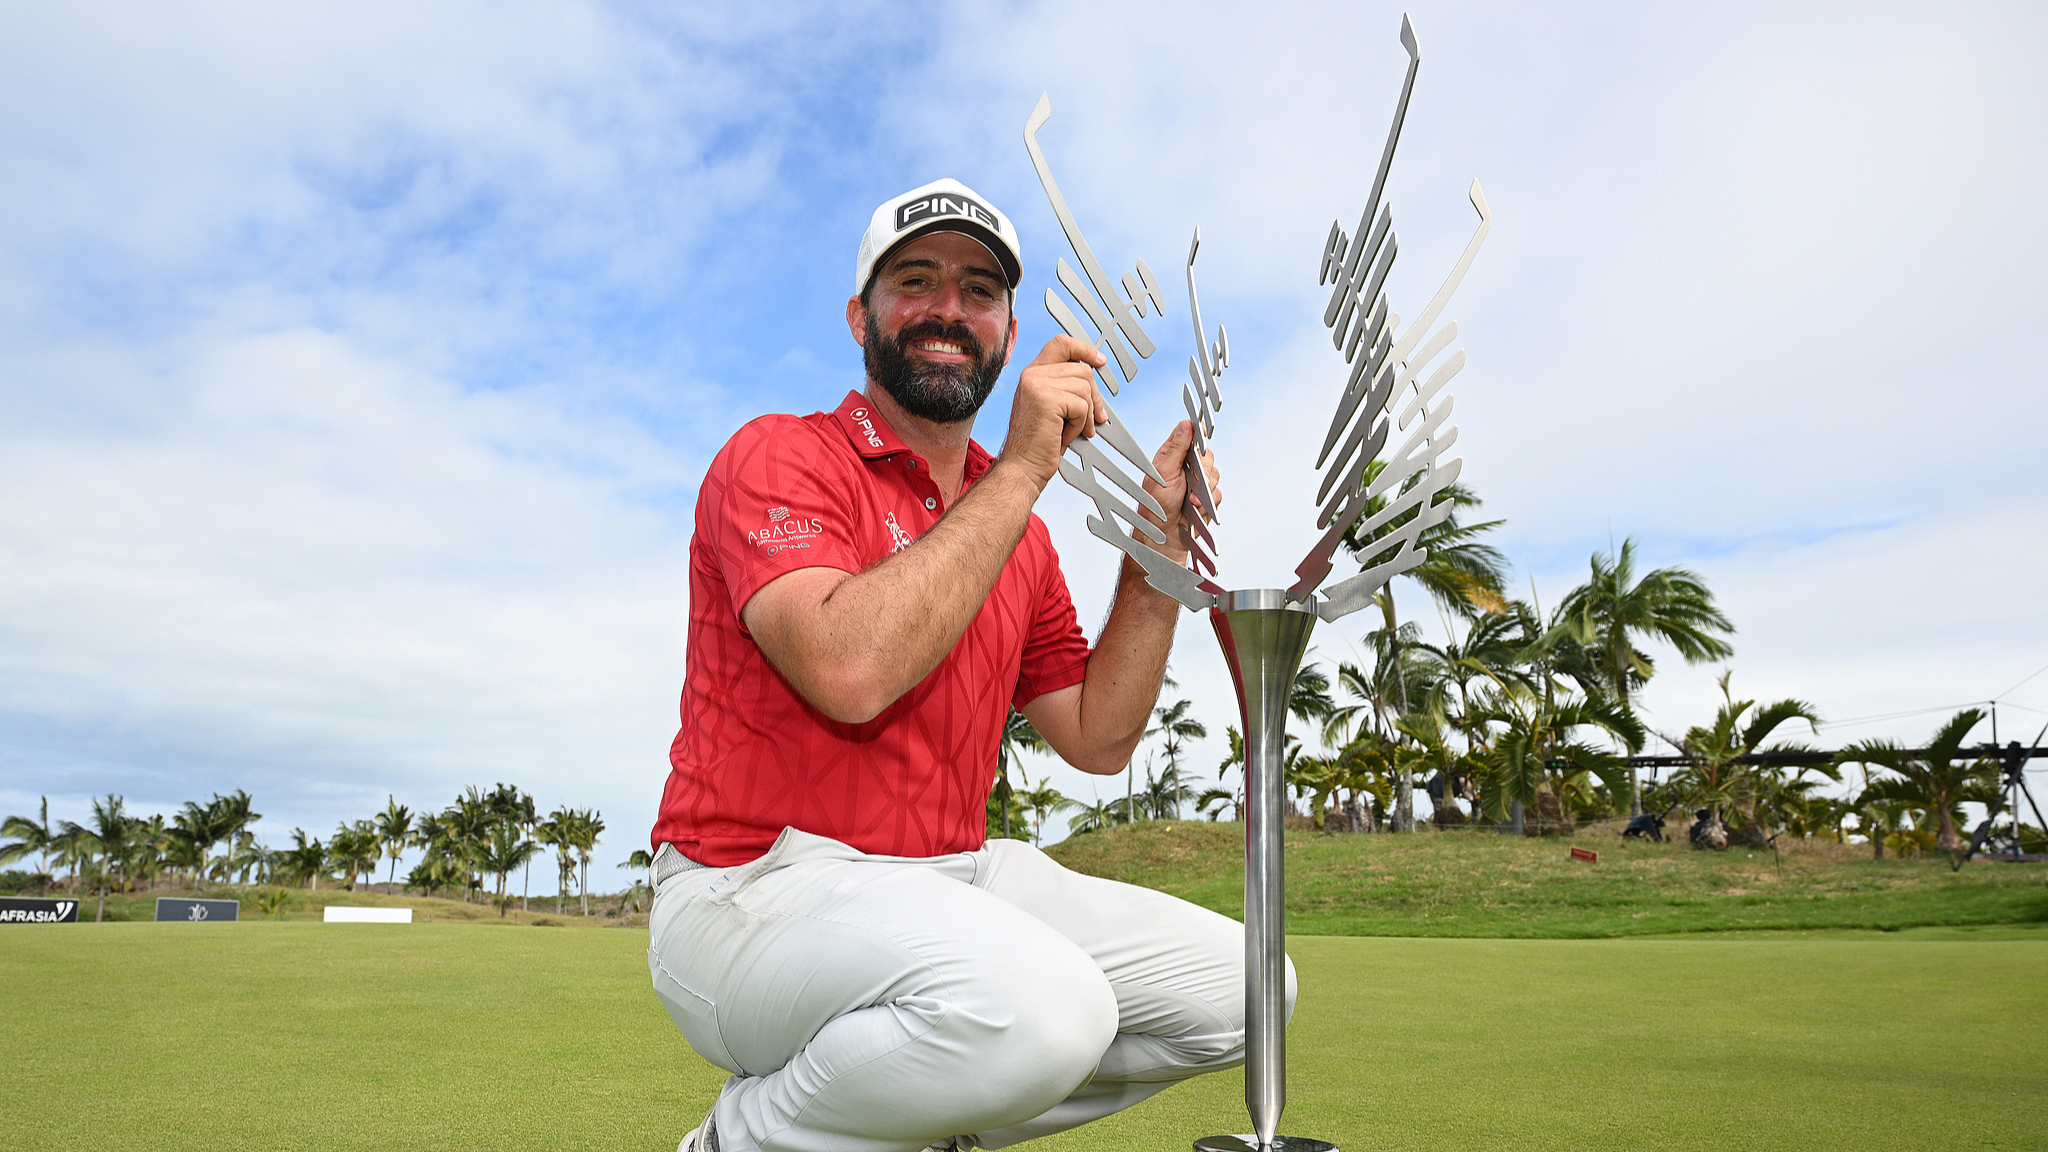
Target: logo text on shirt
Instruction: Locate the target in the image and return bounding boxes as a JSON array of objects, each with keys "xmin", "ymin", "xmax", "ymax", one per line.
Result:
[
  {"xmin": 750, "ymin": 511, "xmax": 825, "ymax": 556},
  {"xmin": 848, "ymin": 407, "xmax": 886, "ymax": 449}
]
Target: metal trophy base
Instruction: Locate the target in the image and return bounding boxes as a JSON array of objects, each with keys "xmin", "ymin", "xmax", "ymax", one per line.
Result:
[
  {"xmin": 1194, "ymin": 1137, "xmax": 1339, "ymax": 1152},
  {"xmin": 1203, "ymin": 592, "xmax": 1337, "ymax": 1152}
]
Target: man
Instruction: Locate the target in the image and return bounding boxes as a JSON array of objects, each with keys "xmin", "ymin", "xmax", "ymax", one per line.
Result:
[{"xmin": 648, "ymin": 177, "xmax": 1293, "ymax": 1152}]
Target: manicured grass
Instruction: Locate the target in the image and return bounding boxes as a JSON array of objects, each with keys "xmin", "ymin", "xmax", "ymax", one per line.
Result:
[
  {"xmin": 8, "ymin": 922, "xmax": 712, "ymax": 1151},
  {"xmin": 6, "ymin": 922, "xmax": 2044, "ymax": 1151},
  {"xmin": 1045, "ymin": 821, "xmax": 2048, "ymax": 937},
  {"xmin": 69, "ymin": 883, "xmax": 646, "ymax": 928}
]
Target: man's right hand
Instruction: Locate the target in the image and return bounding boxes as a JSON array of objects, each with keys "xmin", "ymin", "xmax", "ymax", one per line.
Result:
[{"xmin": 999, "ymin": 335, "xmax": 1110, "ymax": 488}]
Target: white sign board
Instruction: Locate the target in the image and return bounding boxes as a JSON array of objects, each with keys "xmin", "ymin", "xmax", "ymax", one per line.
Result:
[{"xmin": 322, "ymin": 906, "xmax": 413, "ymax": 923}]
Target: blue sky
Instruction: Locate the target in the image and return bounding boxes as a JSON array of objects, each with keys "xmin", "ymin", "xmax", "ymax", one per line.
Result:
[{"xmin": 3, "ymin": 1, "xmax": 2044, "ymax": 878}]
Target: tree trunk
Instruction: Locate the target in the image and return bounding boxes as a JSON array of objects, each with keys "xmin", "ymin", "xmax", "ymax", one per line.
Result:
[
  {"xmin": 1695, "ymin": 805, "xmax": 1729, "ymax": 851},
  {"xmin": 1936, "ymin": 809, "xmax": 1963, "ymax": 854},
  {"xmin": 1503, "ymin": 800, "xmax": 1523, "ymax": 837},
  {"xmin": 1344, "ymin": 793, "xmax": 1372, "ymax": 833},
  {"xmin": 1382, "ymin": 590, "xmax": 1413, "ymax": 832}
]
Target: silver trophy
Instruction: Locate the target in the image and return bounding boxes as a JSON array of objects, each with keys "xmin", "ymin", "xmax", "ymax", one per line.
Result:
[{"xmin": 1025, "ymin": 14, "xmax": 1490, "ymax": 1152}]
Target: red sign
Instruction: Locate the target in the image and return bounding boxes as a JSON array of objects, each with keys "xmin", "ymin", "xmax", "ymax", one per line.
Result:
[{"xmin": 1569, "ymin": 847, "xmax": 1598, "ymax": 863}]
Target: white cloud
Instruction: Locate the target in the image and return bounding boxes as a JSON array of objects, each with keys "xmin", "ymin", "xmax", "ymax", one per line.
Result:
[{"xmin": 0, "ymin": 326, "xmax": 694, "ymax": 842}]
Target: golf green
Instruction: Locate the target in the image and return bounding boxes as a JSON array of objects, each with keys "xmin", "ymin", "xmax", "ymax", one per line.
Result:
[{"xmin": 7, "ymin": 922, "xmax": 2042, "ymax": 1150}]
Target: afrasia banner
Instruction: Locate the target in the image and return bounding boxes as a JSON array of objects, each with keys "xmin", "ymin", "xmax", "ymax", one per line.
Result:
[{"xmin": 0, "ymin": 897, "xmax": 79, "ymax": 923}]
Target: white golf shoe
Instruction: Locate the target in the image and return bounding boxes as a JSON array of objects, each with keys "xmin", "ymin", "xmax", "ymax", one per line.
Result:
[{"xmin": 677, "ymin": 1103, "xmax": 717, "ymax": 1152}]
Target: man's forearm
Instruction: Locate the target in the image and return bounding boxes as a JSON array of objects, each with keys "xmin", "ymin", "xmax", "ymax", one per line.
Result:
[
  {"xmin": 1058, "ymin": 551, "xmax": 1184, "ymax": 773},
  {"xmin": 749, "ymin": 458, "xmax": 1044, "ymax": 723}
]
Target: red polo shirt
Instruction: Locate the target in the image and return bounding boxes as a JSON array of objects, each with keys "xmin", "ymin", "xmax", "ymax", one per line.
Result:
[{"xmin": 653, "ymin": 391, "xmax": 1093, "ymax": 865}]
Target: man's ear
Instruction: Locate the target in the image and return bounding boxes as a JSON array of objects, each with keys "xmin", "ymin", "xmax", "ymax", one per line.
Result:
[
  {"xmin": 846, "ymin": 295, "xmax": 868, "ymax": 347},
  {"xmin": 1003, "ymin": 311, "xmax": 1018, "ymax": 361}
]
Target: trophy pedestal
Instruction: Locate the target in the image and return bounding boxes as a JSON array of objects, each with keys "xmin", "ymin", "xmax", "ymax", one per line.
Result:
[
  {"xmin": 1200, "ymin": 592, "xmax": 1338, "ymax": 1152},
  {"xmin": 1194, "ymin": 1137, "xmax": 1340, "ymax": 1152}
]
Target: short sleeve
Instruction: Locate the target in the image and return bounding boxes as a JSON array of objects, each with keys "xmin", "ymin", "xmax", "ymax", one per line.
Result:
[
  {"xmin": 699, "ymin": 416, "xmax": 867, "ymax": 617},
  {"xmin": 1011, "ymin": 517, "xmax": 1092, "ymax": 709}
]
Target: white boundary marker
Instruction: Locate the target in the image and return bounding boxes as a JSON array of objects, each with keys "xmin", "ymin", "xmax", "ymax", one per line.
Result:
[{"xmin": 323, "ymin": 906, "xmax": 413, "ymax": 923}]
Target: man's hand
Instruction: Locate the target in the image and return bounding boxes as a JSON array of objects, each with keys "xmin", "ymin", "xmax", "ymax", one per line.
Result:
[
  {"xmin": 1134, "ymin": 419, "xmax": 1222, "ymax": 565},
  {"xmin": 998, "ymin": 335, "xmax": 1110, "ymax": 488}
]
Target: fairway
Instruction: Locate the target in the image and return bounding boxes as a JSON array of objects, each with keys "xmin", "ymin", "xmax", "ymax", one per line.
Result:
[{"xmin": 7, "ymin": 922, "xmax": 2043, "ymax": 1151}]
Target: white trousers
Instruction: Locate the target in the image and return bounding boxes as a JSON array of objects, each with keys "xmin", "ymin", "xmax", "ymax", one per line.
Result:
[{"xmin": 647, "ymin": 828, "xmax": 1295, "ymax": 1152}]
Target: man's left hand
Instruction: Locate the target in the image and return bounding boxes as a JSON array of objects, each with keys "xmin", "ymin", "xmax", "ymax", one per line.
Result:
[{"xmin": 1134, "ymin": 419, "xmax": 1221, "ymax": 565}]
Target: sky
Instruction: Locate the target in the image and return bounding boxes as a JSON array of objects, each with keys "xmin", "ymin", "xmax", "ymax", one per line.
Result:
[{"xmin": 2, "ymin": 1, "xmax": 2044, "ymax": 882}]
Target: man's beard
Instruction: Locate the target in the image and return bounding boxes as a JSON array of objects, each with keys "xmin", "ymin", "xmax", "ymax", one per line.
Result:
[{"xmin": 864, "ymin": 314, "xmax": 1008, "ymax": 425}]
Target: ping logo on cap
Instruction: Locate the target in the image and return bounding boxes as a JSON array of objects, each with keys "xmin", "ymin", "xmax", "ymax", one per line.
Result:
[{"xmin": 896, "ymin": 192, "xmax": 998, "ymax": 234}]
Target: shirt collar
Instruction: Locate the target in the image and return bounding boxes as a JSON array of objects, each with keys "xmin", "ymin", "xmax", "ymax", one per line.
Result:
[
  {"xmin": 829, "ymin": 390, "xmax": 995, "ymax": 482},
  {"xmin": 831, "ymin": 391, "xmax": 908, "ymax": 459}
]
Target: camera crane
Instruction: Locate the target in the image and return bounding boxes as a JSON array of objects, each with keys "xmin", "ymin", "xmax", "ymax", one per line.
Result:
[{"xmin": 1954, "ymin": 721, "xmax": 2048, "ymax": 869}]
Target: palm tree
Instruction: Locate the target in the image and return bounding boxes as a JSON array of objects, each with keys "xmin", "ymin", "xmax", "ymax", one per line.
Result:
[
  {"xmin": 374, "ymin": 798, "xmax": 413, "ymax": 886},
  {"xmin": 210, "ymin": 790, "xmax": 261, "ymax": 880},
  {"xmin": 1015, "ymin": 783, "xmax": 1068, "ymax": 846},
  {"xmin": 1669, "ymin": 673, "xmax": 1823, "ymax": 848},
  {"xmin": 1341, "ymin": 474, "xmax": 1511, "ymax": 832},
  {"xmin": 987, "ymin": 786, "xmax": 1029, "ymax": 842},
  {"xmin": 1836, "ymin": 708, "xmax": 1998, "ymax": 854},
  {"xmin": 1195, "ymin": 787, "xmax": 1239, "ymax": 822},
  {"xmin": 481, "ymin": 784, "xmax": 538, "ymax": 910},
  {"xmin": 221, "ymin": 830, "xmax": 265, "ymax": 885},
  {"xmin": 1287, "ymin": 663, "xmax": 1336, "ymax": 734},
  {"xmin": 1414, "ymin": 605, "xmax": 1533, "ymax": 757},
  {"xmin": 286, "ymin": 828, "xmax": 328, "ymax": 890},
  {"xmin": 537, "ymin": 810, "xmax": 577, "ymax": 914},
  {"xmin": 1145, "ymin": 699, "xmax": 1208, "ymax": 818},
  {"xmin": 171, "ymin": 801, "xmax": 219, "ymax": 889},
  {"xmin": 1208, "ymin": 726, "xmax": 1249, "ymax": 823},
  {"xmin": 132, "ymin": 813, "xmax": 171, "ymax": 892},
  {"xmin": 997, "ymin": 710, "xmax": 1048, "ymax": 840},
  {"xmin": 479, "ymin": 821, "xmax": 538, "ymax": 915},
  {"xmin": 0, "ymin": 797, "xmax": 57, "ymax": 886},
  {"xmin": 163, "ymin": 821, "xmax": 208, "ymax": 890},
  {"xmin": 1335, "ymin": 734, "xmax": 1397, "ymax": 831},
  {"xmin": 1469, "ymin": 676, "xmax": 1641, "ymax": 835},
  {"xmin": 1845, "ymin": 794, "xmax": 1913, "ymax": 859},
  {"xmin": 52, "ymin": 819, "xmax": 96, "ymax": 897},
  {"xmin": 1065, "ymin": 795, "xmax": 1125, "ymax": 836},
  {"xmin": 1134, "ymin": 756, "xmax": 1200, "ymax": 820},
  {"xmin": 333, "ymin": 820, "xmax": 383, "ymax": 889},
  {"xmin": 565, "ymin": 809, "xmax": 604, "ymax": 916},
  {"xmin": 443, "ymin": 789, "xmax": 494, "ymax": 902},
  {"xmin": 619, "ymin": 848, "xmax": 655, "ymax": 892},
  {"xmin": 1553, "ymin": 538, "xmax": 1736, "ymax": 815},
  {"xmin": 84, "ymin": 795, "xmax": 134, "ymax": 919}
]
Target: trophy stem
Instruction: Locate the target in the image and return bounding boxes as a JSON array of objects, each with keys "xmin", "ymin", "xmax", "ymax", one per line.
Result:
[{"xmin": 1207, "ymin": 590, "xmax": 1318, "ymax": 1150}]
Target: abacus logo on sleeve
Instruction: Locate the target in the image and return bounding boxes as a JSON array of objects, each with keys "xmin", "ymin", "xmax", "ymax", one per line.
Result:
[{"xmin": 749, "ymin": 507, "xmax": 826, "ymax": 557}]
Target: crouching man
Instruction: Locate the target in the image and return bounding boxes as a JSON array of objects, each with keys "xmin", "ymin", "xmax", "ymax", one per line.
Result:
[{"xmin": 648, "ymin": 177, "xmax": 1295, "ymax": 1152}]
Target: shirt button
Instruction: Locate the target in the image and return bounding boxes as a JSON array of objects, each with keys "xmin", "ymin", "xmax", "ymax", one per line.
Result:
[
  {"xmin": 924, "ymin": 497, "xmax": 937, "ymax": 510},
  {"xmin": 905, "ymin": 460, "xmax": 915, "ymax": 470}
]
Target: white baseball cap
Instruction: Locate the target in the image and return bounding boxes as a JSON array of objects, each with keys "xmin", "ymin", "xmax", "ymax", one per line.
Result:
[{"xmin": 854, "ymin": 177, "xmax": 1023, "ymax": 295}]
